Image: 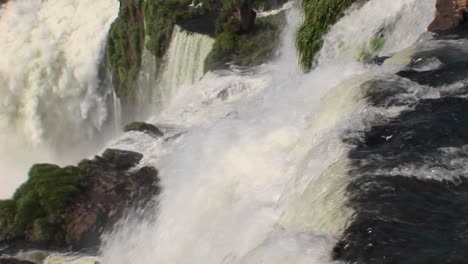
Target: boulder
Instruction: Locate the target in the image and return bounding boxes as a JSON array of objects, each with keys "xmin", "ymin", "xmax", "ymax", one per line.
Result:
[
  {"xmin": 428, "ymin": 0, "xmax": 468, "ymax": 31},
  {"xmin": 0, "ymin": 149, "xmax": 160, "ymax": 252},
  {"xmin": 100, "ymin": 149, "xmax": 143, "ymax": 170},
  {"xmin": 123, "ymin": 122, "xmax": 164, "ymax": 137}
]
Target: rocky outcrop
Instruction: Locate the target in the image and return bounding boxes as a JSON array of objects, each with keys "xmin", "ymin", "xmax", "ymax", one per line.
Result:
[
  {"xmin": 0, "ymin": 149, "xmax": 160, "ymax": 252},
  {"xmin": 124, "ymin": 122, "xmax": 164, "ymax": 137},
  {"xmin": 428, "ymin": 0, "xmax": 468, "ymax": 31},
  {"xmin": 239, "ymin": 0, "xmax": 257, "ymax": 32}
]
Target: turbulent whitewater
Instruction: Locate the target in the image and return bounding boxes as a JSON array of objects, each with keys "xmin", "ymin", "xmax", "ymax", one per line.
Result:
[
  {"xmin": 0, "ymin": 0, "xmax": 119, "ymax": 197},
  {"xmin": 100, "ymin": 1, "xmax": 437, "ymax": 264},
  {"xmin": 7, "ymin": 0, "xmax": 468, "ymax": 262}
]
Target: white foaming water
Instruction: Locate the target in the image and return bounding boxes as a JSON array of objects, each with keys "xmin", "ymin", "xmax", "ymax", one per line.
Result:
[
  {"xmin": 101, "ymin": 1, "xmax": 435, "ymax": 263},
  {"xmin": 0, "ymin": 0, "xmax": 119, "ymax": 198},
  {"xmin": 319, "ymin": 0, "xmax": 435, "ymax": 62},
  {"xmin": 135, "ymin": 47, "xmax": 158, "ymax": 118},
  {"xmin": 156, "ymin": 25, "xmax": 215, "ymax": 109}
]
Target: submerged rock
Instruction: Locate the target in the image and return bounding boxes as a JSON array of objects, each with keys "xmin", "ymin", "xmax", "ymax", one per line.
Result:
[
  {"xmin": 0, "ymin": 259, "xmax": 34, "ymax": 264},
  {"xmin": 0, "ymin": 149, "xmax": 160, "ymax": 252},
  {"xmin": 123, "ymin": 122, "xmax": 164, "ymax": 137}
]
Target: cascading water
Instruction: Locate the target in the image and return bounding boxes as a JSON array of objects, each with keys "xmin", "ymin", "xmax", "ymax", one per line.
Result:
[
  {"xmin": 100, "ymin": 1, "xmax": 437, "ymax": 263},
  {"xmin": 155, "ymin": 25, "xmax": 215, "ymax": 109},
  {"xmin": 0, "ymin": 0, "xmax": 119, "ymax": 198},
  {"xmin": 319, "ymin": 0, "xmax": 435, "ymax": 62}
]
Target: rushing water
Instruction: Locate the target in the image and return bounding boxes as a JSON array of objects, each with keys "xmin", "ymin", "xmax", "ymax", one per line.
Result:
[
  {"xmin": 156, "ymin": 25, "xmax": 215, "ymax": 110},
  {"xmin": 7, "ymin": 0, "xmax": 468, "ymax": 262},
  {"xmin": 0, "ymin": 0, "xmax": 119, "ymax": 198},
  {"xmin": 100, "ymin": 1, "xmax": 438, "ymax": 263}
]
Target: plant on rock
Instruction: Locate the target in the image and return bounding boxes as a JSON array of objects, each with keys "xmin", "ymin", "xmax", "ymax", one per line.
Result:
[{"xmin": 296, "ymin": 0, "xmax": 357, "ymax": 71}]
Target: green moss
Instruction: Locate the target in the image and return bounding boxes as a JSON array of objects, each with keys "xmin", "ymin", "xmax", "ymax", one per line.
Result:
[
  {"xmin": 205, "ymin": 11, "xmax": 286, "ymax": 71},
  {"xmin": 123, "ymin": 121, "xmax": 147, "ymax": 132},
  {"xmin": 296, "ymin": 0, "xmax": 357, "ymax": 71},
  {"xmin": 0, "ymin": 200, "xmax": 16, "ymax": 233},
  {"xmin": 0, "ymin": 164, "xmax": 83, "ymax": 238},
  {"xmin": 32, "ymin": 218, "xmax": 53, "ymax": 241}
]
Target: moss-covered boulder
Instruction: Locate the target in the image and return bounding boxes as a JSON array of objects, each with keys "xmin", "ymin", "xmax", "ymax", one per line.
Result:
[
  {"xmin": 124, "ymin": 121, "xmax": 164, "ymax": 137},
  {"xmin": 0, "ymin": 149, "xmax": 160, "ymax": 252}
]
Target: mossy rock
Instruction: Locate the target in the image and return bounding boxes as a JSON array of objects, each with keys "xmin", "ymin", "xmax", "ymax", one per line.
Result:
[
  {"xmin": 0, "ymin": 164, "xmax": 83, "ymax": 243},
  {"xmin": 0, "ymin": 149, "xmax": 160, "ymax": 251},
  {"xmin": 124, "ymin": 121, "xmax": 164, "ymax": 137},
  {"xmin": 205, "ymin": 10, "xmax": 286, "ymax": 70},
  {"xmin": 102, "ymin": 149, "xmax": 143, "ymax": 170}
]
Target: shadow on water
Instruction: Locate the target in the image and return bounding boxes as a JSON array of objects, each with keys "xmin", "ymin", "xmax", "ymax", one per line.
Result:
[{"xmin": 333, "ymin": 28, "xmax": 468, "ymax": 264}]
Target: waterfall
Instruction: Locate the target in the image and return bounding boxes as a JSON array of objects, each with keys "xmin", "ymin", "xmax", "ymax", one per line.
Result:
[
  {"xmin": 0, "ymin": 0, "xmax": 119, "ymax": 197},
  {"xmin": 319, "ymin": 0, "xmax": 435, "ymax": 62},
  {"xmin": 112, "ymin": 89, "xmax": 122, "ymax": 133},
  {"xmin": 155, "ymin": 25, "xmax": 215, "ymax": 109},
  {"xmin": 101, "ymin": 1, "xmax": 436, "ymax": 263},
  {"xmin": 135, "ymin": 48, "xmax": 158, "ymax": 118}
]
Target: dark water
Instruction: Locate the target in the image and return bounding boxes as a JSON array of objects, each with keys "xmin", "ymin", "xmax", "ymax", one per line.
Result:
[{"xmin": 333, "ymin": 30, "xmax": 468, "ymax": 263}]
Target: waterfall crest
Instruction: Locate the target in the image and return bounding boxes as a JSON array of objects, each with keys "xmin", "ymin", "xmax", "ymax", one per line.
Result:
[{"xmin": 156, "ymin": 25, "xmax": 215, "ymax": 108}]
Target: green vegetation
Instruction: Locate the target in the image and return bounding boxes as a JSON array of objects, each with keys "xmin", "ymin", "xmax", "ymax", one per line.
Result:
[
  {"xmin": 108, "ymin": 0, "xmax": 216, "ymax": 100},
  {"xmin": 107, "ymin": 0, "xmax": 286, "ymax": 100},
  {"xmin": 296, "ymin": 0, "xmax": 357, "ymax": 71},
  {"xmin": 205, "ymin": 10, "xmax": 286, "ymax": 71},
  {"xmin": 144, "ymin": 0, "xmax": 215, "ymax": 59},
  {"xmin": 123, "ymin": 121, "xmax": 147, "ymax": 132},
  {"xmin": 0, "ymin": 164, "xmax": 83, "ymax": 241},
  {"xmin": 107, "ymin": 0, "xmax": 145, "ymax": 99}
]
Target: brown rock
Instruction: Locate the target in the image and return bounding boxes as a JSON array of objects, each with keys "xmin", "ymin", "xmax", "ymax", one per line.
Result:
[
  {"xmin": 0, "ymin": 149, "xmax": 160, "ymax": 253},
  {"xmin": 428, "ymin": 0, "xmax": 468, "ymax": 31},
  {"xmin": 65, "ymin": 152, "xmax": 160, "ymax": 249}
]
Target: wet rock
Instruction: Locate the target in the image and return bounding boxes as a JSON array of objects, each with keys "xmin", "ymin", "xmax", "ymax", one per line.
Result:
[
  {"xmin": 0, "ymin": 257, "xmax": 37, "ymax": 264},
  {"xmin": 428, "ymin": 0, "xmax": 468, "ymax": 32},
  {"xmin": 124, "ymin": 122, "xmax": 164, "ymax": 137},
  {"xmin": 0, "ymin": 149, "xmax": 160, "ymax": 252},
  {"xmin": 217, "ymin": 88, "xmax": 230, "ymax": 100},
  {"xmin": 238, "ymin": 0, "xmax": 257, "ymax": 33},
  {"xmin": 100, "ymin": 149, "xmax": 143, "ymax": 170}
]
